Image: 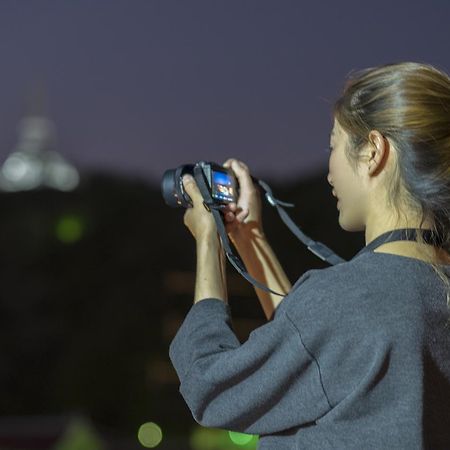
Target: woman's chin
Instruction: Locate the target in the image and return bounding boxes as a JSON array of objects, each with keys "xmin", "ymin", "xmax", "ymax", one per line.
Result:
[{"xmin": 338, "ymin": 209, "xmax": 365, "ymax": 232}]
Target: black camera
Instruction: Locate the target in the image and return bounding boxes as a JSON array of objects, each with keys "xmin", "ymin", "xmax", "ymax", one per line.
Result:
[{"xmin": 161, "ymin": 161, "xmax": 238, "ymax": 208}]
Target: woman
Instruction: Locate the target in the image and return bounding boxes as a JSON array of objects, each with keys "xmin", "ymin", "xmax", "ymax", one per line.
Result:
[{"xmin": 169, "ymin": 62, "xmax": 450, "ymax": 449}]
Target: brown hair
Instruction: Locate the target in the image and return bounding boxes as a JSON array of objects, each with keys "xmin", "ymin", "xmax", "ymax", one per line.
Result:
[{"xmin": 333, "ymin": 62, "xmax": 450, "ymax": 303}]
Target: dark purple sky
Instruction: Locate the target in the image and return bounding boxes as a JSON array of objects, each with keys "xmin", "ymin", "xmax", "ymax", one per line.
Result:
[{"xmin": 0, "ymin": 0, "xmax": 449, "ymax": 185}]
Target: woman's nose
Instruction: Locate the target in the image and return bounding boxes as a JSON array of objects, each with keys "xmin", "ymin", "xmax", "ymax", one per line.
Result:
[{"xmin": 327, "ymin": 173, "xmax": 333, "ymax": 187}]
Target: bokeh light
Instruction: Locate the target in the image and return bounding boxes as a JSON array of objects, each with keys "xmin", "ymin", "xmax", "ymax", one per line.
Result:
[
  {"xmin": 228, "ymin": 431, "xmax": 254, "ymax": 446},
  {"xmin": 55, "ymin": 214, "xmax": 84, "ymax": 244},
  {"xmin": 190, "ymin": 427, "xmax": 222, "ymax": 450},
  {"xmin": 190, "ymin": 427, "xmax": 258, "ymax": 450},
  {"xmin": 137, "ymin": 422, "xmax": 163, "ymax": 448}
]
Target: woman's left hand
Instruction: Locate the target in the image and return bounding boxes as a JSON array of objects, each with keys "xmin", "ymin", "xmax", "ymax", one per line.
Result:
[{"xmin": 182, "ymin": 175, "xmax": 217, "ymax": 241}]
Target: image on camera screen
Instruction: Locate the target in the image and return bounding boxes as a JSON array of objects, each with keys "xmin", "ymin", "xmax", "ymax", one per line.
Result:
[{"xmin": 211, "ymin": 170, "xmax": 235, "ymax": 203}]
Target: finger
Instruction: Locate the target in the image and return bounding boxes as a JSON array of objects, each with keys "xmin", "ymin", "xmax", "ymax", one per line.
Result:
[
  {"xmin": 235, "ymin": 207, "xmax": 249, "ymax": 223},
  {"xmin": 222, "ymin": 202, "xmax": 237, "ymax": 213},
  {"xmin": 223, "ymin": 158, "xmax": 240, "ymax": 169},
  {"xmin": 223, "ymin": 158, "xmax": 251, "ymax": 183},
  {"xmin": 223, "ymin": 158, "xmax": 235, "ymax": 168},
  {"xmin": 224, "ymin": 211, "xmax": 235, "ymax": 223},
  {"xmin": 223, "ymin": 158, "xmax": 249, "ymax": 171},
  {"xmin": 230, "ymin": 160, "xmax": 254, "ymax": 194},
  {"xmin": 221, "ymin": 204, "xmax": 237, "ymax": 223},
  {"xmin": 229, "ymin": 159, "xmax": 249, "ymax": 175},
  {"xmin": 221, "ymin": 203, "xmax": 236, "ymax": 220},
  {"xmin": 182, "ymin": 174, "xmax": 202, "ymax": 205}
]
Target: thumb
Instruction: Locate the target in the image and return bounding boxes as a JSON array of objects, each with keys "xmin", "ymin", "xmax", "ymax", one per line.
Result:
[{"xmin": 182, "ymin": 174, "xmax": 202, "ymax": 205}]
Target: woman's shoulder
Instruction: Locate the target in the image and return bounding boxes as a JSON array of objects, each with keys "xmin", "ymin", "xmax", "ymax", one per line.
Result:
[
  {"xmin": 292, "ymin": 249, "xmax": 449, "ymax": 292},
  {"xmin": 279, "ymin": 250, "xmax": 449, "ymax": 320}
]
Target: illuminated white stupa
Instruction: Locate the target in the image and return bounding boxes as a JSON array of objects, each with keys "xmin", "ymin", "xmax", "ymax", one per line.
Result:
[{"xmin": 0, "ymin": 100, "xmax": 79, "ymax": 192}]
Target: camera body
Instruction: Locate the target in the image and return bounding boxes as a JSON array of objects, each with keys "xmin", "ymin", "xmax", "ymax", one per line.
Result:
[{"xmin": 161, "ymin": 161, "xmax": 238, "ymax": 208}]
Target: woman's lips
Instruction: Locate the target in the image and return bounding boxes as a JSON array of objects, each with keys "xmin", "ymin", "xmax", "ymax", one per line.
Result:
[{"xmin": 332, "ymin": 190, "xmax": 340, "ymax": 208}]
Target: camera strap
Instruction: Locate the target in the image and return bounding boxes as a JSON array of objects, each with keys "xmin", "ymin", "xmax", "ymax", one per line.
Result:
[
  {"xmin": 193, "ymin": 165, "xmax": 350, "ymax": 296},
  {"xmin": 257, "ymin": 179, "xmax": 347, "ymax": 266}
]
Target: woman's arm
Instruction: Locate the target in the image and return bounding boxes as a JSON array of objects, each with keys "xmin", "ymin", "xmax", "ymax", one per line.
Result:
[
  {"xmin": 169, "ymin": 297, "xmax": 331, "ymax": 435},
  {"xmin": 230, "ymin": 226, "xmax": 291, "ymax": 319},
  {"xmin": 194, "ymin": 235, "xmax": 227, "ymax": 304},
  {"xmin": 223, "ymin": 159, "xmax": 291, "ymax": 319},
  {"xmin": 182, "ymin": 175, "xmax": 228, "ymax": 304}
]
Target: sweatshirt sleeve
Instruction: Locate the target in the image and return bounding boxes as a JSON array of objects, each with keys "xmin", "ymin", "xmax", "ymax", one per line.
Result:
[{"xmin": 168, "ymin": 298, "xmax": 332, "ymax": 435}]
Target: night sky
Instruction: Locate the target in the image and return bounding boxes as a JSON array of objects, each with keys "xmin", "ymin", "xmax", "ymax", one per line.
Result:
[{"xmin": 0, "ymin": 0, "xmax": 449, "ymax": 186}]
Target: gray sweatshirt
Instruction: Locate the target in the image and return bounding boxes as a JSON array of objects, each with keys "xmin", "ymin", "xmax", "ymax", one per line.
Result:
[{"xmin": 169, "ymin": 250, "xmax": 450, "ymax": 449}]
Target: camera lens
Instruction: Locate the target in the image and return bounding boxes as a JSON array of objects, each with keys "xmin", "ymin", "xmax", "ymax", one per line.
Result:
[
  {"xmin": 161, "ymin": 165, "xmax": 194, "ymax": 208},
  {"xmin": 161, "ymin": 169, "xmax": 179, "ymax": 207}
]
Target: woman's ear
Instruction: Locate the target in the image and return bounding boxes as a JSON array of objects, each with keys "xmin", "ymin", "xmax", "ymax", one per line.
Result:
[{"xmin": 367, "ymin": 130, "xmax": 389, "ymax": 176}]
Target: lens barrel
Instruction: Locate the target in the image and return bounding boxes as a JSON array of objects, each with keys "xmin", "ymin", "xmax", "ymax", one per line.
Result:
[{"xmin": 161, "ymin": 164, "xmax": 194, "ymax": 208}]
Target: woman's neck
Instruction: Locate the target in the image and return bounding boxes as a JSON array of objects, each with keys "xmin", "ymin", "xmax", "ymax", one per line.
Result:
[
  {"xmin": 365, "ymin": 210, "xmax": 450, "ymax": 264},
  {"xmin": 365, "ymin": 213, "xmax": 450, "ymax": 265},
  {"xmin": 373, "ymin": 241, "xmax": 450, "ymax": 265}
]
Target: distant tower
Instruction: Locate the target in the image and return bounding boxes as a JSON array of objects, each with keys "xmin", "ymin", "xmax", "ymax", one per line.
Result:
[{"xmin": 0, "ymin": 86, "xmax": 79, "ymax": 192}]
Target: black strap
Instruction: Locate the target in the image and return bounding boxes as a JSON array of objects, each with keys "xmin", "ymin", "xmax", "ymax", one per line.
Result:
[
  {"xmin": 353, "ymin": 228, "xmax": 443, "ymax": 259},
  {"xmin": 257, "ymin": 179, "xmax": 347, "ymax": 266}
]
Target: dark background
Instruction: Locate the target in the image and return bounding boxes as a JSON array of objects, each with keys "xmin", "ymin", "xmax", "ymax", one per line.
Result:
[
  {"xmin": 0, "ymin": 172, "xmax": 364, "ymax": 449},
  {"xmin": 0, "ymin": 1, "xmax": 448, "ymax": 449}
]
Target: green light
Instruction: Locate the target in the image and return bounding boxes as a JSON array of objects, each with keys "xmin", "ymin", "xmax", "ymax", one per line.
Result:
[
  {"xmin": 189, "ymin": 427, "xmax": 219, "ymax": 450},
  {"xmin": 56, "ymin": 215, "xmax": 84, "ymax": 244},
  {"xmin": 190, "ymin": 427, "xmax": 258, "ymax": 450},
  {"xmin": 54, "ymin": 416, "xmax": 105, "ymax": 450},
  {"xmin": 137, "ymin": 422, "xmax": 163, "ymax": 448},
  {"xmin": 228, "ymin": 431, "xmax": 257, "ymax": 447}
]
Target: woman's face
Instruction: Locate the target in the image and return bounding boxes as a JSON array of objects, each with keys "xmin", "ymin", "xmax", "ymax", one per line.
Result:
[{"xmin": 327, "ymin": 118, "xmax": 368, "ymax": 232}]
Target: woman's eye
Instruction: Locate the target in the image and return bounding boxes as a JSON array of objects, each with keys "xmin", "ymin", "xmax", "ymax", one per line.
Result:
[{"xmin": 325, "ymin": 146, "xmax": 333, "ymax": 153}]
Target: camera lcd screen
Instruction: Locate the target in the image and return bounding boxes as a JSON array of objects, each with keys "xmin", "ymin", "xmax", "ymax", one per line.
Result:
[{"xmin": 211, "ymin": 170, "xmax": 235, "ymax": 203}]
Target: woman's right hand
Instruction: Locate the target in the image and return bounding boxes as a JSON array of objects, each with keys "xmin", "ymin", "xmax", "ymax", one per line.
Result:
[{"xmin": 222, "ymin": 159, "xmax": 264, "ymax": 240}]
